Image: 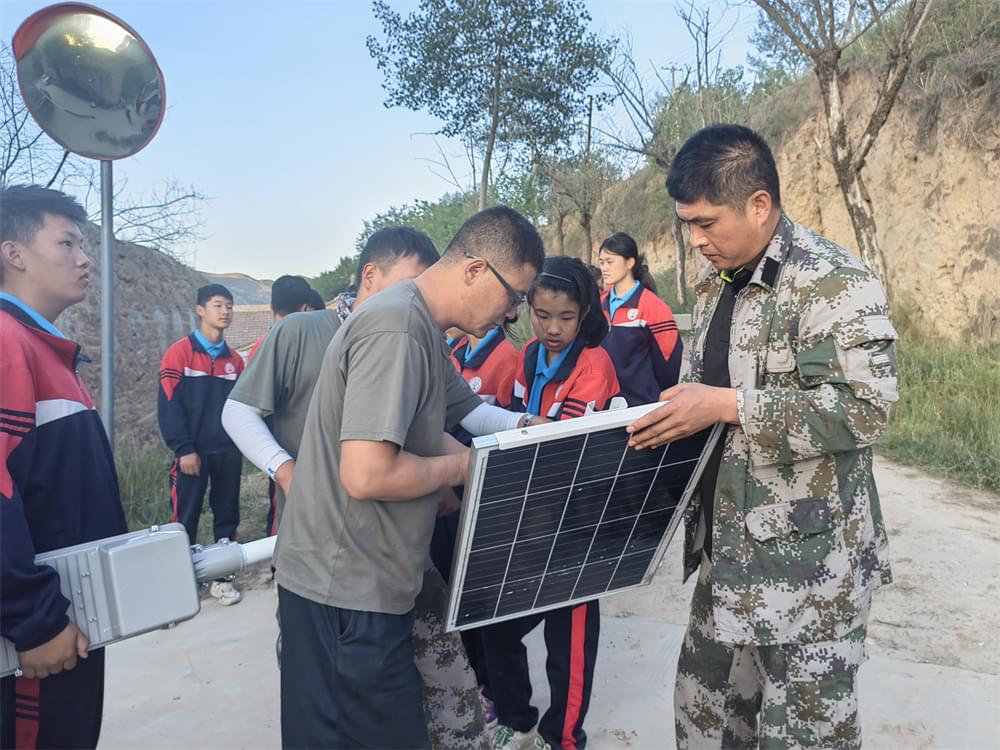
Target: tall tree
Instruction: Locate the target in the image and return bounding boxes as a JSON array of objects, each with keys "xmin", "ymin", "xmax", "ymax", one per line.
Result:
[
  {"xmin": 752, "ymin": 0, "xmax": 934, "ymax": 294},
  {"xmin": 545, "ymin": 152, "xmax": 619, "ymax": 265},
  {"xmin": 602, "ymin": 7, "xmax": 749, "ymax": 307},
  {"xmin": 367, "ymin": 0, "xmax": 611, "ymax": 210}
]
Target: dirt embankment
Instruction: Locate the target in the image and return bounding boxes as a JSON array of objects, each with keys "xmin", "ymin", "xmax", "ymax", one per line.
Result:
[
  {"xmin": 58, "ymin": 224, "xmax": 207, "ymax": 445},
  {"xmin": 634, "ymin": 72, "xmax": 1000, "ymax": 344}
]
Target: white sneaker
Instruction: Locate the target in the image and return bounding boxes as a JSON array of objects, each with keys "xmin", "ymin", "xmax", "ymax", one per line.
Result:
[
  {"xmin": 491, "ymin": 726, "xmax": 550, "ymax": 750},
  {"xmin": 210, "ymin": 580, "xmax": 242, "ymax": 606}
]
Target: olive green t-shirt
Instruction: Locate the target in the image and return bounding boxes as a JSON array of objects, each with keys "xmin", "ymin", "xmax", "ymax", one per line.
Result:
[
  {"xmin": 228, "ymin": 309, "xmax": 341, "ymax": 527},
  {"xmin": 275, "ymin": 281, "xmax": 481, "ymax": 614},
  {"xmin": 229, "ymin": 309, "xmax": 341, "ymax": 458}
]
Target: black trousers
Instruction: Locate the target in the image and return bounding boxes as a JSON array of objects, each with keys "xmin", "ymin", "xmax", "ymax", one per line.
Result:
[
  {"xmin": 0, "ymin": 648, "xmax": 105, "ymax": 749},
  {"xmin": 481, "ymin": 601, "xmax": 600, "ymax": 750},
  {"xmin": 429, "ymin": 511, "xmax": 491, "ymax": 692},
  {"xmin": 168, "ymin": 449, "xmax": 242, "ymax": 545},
  {"xmin": 278, "ymin": 586, "xmax": 429, "ymax": 750}
]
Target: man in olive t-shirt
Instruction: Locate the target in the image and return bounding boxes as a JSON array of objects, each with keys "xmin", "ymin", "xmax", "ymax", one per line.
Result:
[
  {"xmin": 275, "ymin": 208, "xmax": 545, "ymax": 750},
  {"xmin": 225, "ymin": 229, "xmax": 496, "ymax": 748}
]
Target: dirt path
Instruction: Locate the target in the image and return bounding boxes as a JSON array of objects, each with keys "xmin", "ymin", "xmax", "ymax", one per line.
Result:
[{"xmin": 600, "ymin": 455, "xmax": 1000, "ymax": 676}]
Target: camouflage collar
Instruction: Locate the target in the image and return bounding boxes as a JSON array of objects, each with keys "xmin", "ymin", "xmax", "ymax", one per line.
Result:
[{"xmin": 746, "ymin": 213, "xmax": 793, "ymax": 292}]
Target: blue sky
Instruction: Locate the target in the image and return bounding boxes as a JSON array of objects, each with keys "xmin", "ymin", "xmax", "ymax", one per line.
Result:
[{"xmin": 2, "ymin": 0, "xmax": 756, "ymax": 279}]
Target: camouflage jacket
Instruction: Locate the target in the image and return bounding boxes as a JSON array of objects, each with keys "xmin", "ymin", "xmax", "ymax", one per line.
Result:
[{"xmin": 682, "ymin": 214, "xmax": 898, "ymax": 645}]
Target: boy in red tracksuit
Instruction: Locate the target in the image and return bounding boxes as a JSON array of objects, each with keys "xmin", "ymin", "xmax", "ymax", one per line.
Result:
[
  {"xmin": 1, "ymin": 185, "xmax": 128, "ymax": 749},
  {"xmin": 483, "ymin": 257, "xmax": 620, "ymax": 750},
  {"xmin": 158, "ymin": 284, "xmax": 245, "ymax": 604}
]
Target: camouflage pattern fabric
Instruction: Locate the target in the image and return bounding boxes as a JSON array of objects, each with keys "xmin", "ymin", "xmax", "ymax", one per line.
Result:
[
  {"xmin": 675, "ymin": 557, "xmax": 866, "ymax": 749},
  {"xmin": 680, "ymin": 214, "xmax": 898, "ymax": 646},
  {"xmin": 331, "ymin": 291, "xmax": 356, "ymax": 324},
  {"xmin": 413, "ymin": 564, "xmax": 489, "ymax": 750}
]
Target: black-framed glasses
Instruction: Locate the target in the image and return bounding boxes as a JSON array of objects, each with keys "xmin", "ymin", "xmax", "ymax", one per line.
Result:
[{"xmin": 464, "ymin": 252, "xmax": 527, "ymax": 309}]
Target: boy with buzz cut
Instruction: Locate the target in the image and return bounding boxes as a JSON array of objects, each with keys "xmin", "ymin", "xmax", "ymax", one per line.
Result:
[
  {"xmin": 1, "ymin": 184, "xmax": 128, "ymax": 748},
  {"xmin": 158, "ymin": 283, "xmax": 245, "ymax": 605},
  {"xmin": 245, "ymin": 274, "xmax": 321, "ymax": 364}
]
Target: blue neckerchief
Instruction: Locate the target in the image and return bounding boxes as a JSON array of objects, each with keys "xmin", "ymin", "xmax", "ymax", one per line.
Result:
[
  {"xmin": 464, "ymin": 327, "xmax": 500, "ymax": 367},
  {"xmin": 193, "ymin": 328, "xmax": 226, "ymax": 361},
  {"xmin": 0, "ymin": 292, "xmax": 66, "ymax": 339},
  {"xmin": 608, "ymin": 281, "xmax": 640, "ymax": 320},
  {"xmin": 527, "ymin": 336, "xmax": 577, "ymax": 415}
]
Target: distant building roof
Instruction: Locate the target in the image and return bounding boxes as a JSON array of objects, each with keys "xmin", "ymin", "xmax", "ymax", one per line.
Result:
[{"xmin": 228, "ymin": 304, "xmax": 273, "ymax": 352}]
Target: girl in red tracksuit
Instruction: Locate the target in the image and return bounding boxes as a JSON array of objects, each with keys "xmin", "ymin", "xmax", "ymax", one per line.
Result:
[
  {"xmin": 598, "ymin": 232, "xmax": 682, "ymax": 407},
  {"xmin": 483, "ymin": 256, "xmax": 620, "ymax": 750}
]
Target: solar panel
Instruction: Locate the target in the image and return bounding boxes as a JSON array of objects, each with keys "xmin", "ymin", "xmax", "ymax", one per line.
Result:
[{"xmin": 445, "ymin": 403, "xmax": 723, "ymax": 631}]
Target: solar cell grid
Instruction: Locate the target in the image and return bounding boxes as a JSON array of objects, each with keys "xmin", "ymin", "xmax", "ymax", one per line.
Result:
[{"xmin": 447, "ymin": 406, "xmax": 722, "ymax": 631}]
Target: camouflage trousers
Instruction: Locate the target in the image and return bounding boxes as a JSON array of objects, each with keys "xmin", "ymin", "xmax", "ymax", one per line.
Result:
[
  {"xmin": 675, "ymin": 557, "xmax": 868, "ymax": 750},
  {"xmin": 413, "ymin": 564, "xmax": 490, "ymax": 750}
]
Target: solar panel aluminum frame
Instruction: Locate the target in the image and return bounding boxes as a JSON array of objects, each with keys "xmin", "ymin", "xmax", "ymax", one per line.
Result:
[{"xmin": 445, "ymin": 403, "xmax": 723, "ymax": 631}]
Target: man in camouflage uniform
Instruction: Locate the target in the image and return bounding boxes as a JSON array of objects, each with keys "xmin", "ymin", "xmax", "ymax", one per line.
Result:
[{"xmin": 628, "ymin": 124, "xmax": 898, "ymax": 749}]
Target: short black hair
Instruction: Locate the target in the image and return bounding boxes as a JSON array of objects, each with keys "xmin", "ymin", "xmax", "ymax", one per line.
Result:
[
  {"xmin": 197, "ymin": 283, "xmax": 233, "ymax": 306},
  {"xmin": 1, "ymin": 184, "xmax": 88, "ymax": 245},
  {"xmin": 666, "ymin": 124, "xmax": 781, "ymax": 209},
  {"xmin": 356, "ymin": 226, "xmax": 440, "ymax": 281},
  {"xmin": 270, "ymin": 275, "xmax": 315, "ymax": 317},
  {"xmin": 444, "ymin": 206, "xmax": 545, "ymax": 274},
  {"xmin": 528, "ymin": 255, "xmax": 608, "ymax": 348},
  {"xmin": 305, "ymin": 288, "xmax": 325, "ymax": 311}
]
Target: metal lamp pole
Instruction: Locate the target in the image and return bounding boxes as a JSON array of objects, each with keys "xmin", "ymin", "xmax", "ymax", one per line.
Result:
[{"xmin": 100, "ymin": 160, "xmax": 115, "ymax": 446}]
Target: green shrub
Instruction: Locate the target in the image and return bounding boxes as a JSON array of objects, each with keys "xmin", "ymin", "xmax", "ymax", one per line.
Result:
[{"xmin": 115, "ymin": 443, "xmax": 271, "ymax": 543}]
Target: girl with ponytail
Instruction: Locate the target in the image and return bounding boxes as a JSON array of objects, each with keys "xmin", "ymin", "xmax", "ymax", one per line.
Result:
[
  {"xmin": 482, "ymin": 255, "xmax": 619, "ymax": 750},
  {"xmin": 597, "ymin": 232, "xmax": 683, "ymax": 406}
]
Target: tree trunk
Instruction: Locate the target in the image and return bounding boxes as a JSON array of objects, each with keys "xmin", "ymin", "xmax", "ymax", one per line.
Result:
[
  {"xmin": 814, "ymin": 61, "xmax": 892, "ymax": 296},
  {"xmin": 480, "ymin": 52, "xmax": 504, "ymax": 212},
  {"xmin": 839, "ymin": 170, "xmax": 891, "ymax": 296},
  {"xmin": 671, "ymin": 215, "xmax": 687, "ymax": 309},
  {"xmin": 581, "ymin": 212, "xmax": 593, "ymax": 266},
  {"xmin": 554, "ymin": 213, "xmax": 565, "ymax": 255},
  {"xmin": 479, "ymin": 122, "xmax": 497, "ymax": 212}
]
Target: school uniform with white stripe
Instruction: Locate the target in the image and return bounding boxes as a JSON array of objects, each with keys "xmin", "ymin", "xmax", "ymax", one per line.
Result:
[
  {"xmin": 483, "ymin": 337, "xmax": 620, "ymax": 750},
  {"xmin": 158, "ymin": 332, "xmax": 244, "ymax": 544},
  {"xmin": 0, "ymin": 295, "xmax": 127, "ymax": 749},
  {"xmin": 600, "ymin": 283, "xmax": 682, "ymax": 406}
]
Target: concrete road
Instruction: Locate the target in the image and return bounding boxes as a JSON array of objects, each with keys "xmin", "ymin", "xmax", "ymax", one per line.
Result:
[
  {"xmin": 101, "ymin": 457, "xmax": 999, "ymax": 749},
  {"xmin": 100, "ymin": 584, "xmax": 996, "ymax": 749}
]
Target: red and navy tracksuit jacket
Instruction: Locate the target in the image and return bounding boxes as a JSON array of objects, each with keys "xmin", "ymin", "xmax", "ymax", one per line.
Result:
[
  {"xmin": 511, "ymin": 338, "xmax": 621, "ymax": 420},
  {"xmin": 600, "ymin": 286, "xmax": 682, "ymax": 406},
  {"xmin": 448, "ymin": 331, "xmax": 518, "ymax": 408},
  {"xmin": 1, "ymin": 300, "xmax": 126, "ymax": 749},
  {"xmin": 483, "ymin": 338, "xmax": 620, "ymax": 750},
  {"xmin": 158, "ymin": 334, "xmax": 244, "ymax": 544},
  {"xmin": 157, "ymin": 334, "xmax": 244, "ymax": 457}
]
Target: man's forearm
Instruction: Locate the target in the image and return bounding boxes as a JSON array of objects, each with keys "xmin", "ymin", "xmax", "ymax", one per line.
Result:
[
  {"xmin": 459, "ymin": 402, "xmax": 524, "ymax": 436},
  {"xmin": 341, "ymin": 443, "xmax": 467, "ymax": 501},
  {"xmin": 221, "ymin": 399, "xmax": 293, "ymax": 476}
]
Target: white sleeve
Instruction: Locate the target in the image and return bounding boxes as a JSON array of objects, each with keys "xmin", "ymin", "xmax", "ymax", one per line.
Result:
[
  {"xmin": 459, "ymin": 401, "xmax": 523, "ymax": 437},
  {"xmin": 221, "ymin": 398, "xmax": 294, "ymax": 476}
]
